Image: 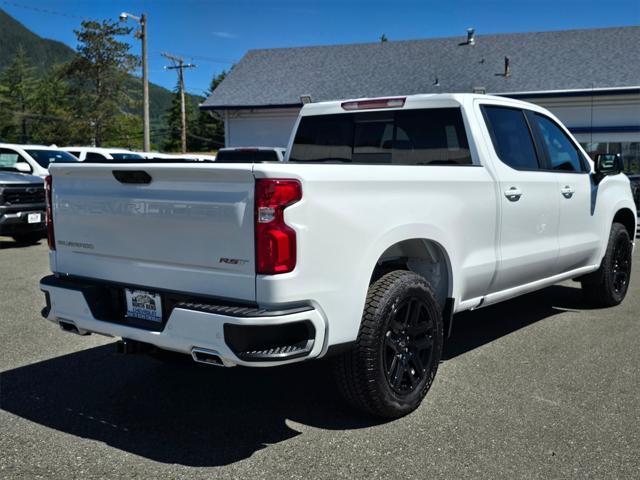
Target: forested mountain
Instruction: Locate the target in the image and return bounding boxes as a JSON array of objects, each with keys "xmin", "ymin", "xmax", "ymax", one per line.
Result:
[{"xmin": 0, "ymin": 8, "xmax": 202, "ymax": 146}]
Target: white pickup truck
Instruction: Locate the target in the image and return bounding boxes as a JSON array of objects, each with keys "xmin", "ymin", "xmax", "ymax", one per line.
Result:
[{"xmin": 40, "ymin": 94, "xmax": 636, "ymax": 417}]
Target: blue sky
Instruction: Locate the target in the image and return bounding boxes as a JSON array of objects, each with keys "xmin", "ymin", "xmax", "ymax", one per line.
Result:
[{"xmin": 2, "ymin": 0, "xmax": 639, "ymax": 96}]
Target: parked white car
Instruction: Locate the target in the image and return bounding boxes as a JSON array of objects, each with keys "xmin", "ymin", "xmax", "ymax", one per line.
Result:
[
  {"xmin": 62, "ymin": 147, "xmax": 144, "ymax": 162},
  {"xmin": 215, "ymin": 147, "xmax": 284, "ymax": 162},
  {"xmin": 137, "ymin": 152, "xmax": 216, "ymax": 162},
  {"xmin": 195, "ymin": 154, "xmax": 217, "ymax": 162},
  {"xmin": 138, "ymin": 152, "xmax": 175, "ymax": 159},
  {"xmin": 41, "ymin": 94, "xmax": 636, "ymax": 418},
  {"xmin": 0, "ymin": 143, "xmax": 78, "ymax": 177}
]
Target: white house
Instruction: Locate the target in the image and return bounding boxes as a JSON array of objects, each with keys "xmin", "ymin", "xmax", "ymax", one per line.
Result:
[{"xmin": 201, "ymin": 26, "xmax": 640, "ymax": 173}]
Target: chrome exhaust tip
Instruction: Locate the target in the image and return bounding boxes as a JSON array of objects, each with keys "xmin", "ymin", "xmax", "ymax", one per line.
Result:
[
  {"xmin": 58, "ymin": 320, "xmax": 90, "ymax": 336},
  {"xmin": 191, "ymin": 348, "xmax": 226, "ymax": 367}
]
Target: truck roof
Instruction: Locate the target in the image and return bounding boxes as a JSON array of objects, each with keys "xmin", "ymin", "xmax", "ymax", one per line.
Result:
[{"xmin": 298, "ymin": 92, "xmax": 535, "ymax": 116}]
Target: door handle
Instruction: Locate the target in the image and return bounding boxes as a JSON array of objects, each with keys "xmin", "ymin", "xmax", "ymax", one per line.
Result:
[
  {"xmin": 560, "ymin": 185, "xmax": 575, "ymax": 198},
  {"xmin": 504, "ymin": 187, "xmax": 523, "ymax": 202}
]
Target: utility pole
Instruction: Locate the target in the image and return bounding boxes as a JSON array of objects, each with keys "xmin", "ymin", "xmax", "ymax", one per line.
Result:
[
  {"xmin": 141, "ymin": 14, "xmax": 149, "ymax": 151},
  {"xmin": 119, "ymin": 12, "xmax": 150, "ymax": 151},
  {"xmin": 162, "ymin": 52, "xmax": 196, "ymax": 153}
]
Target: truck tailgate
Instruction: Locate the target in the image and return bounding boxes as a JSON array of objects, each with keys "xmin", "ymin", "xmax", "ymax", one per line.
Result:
[{"xmin": 51, "ymin": 164, "xmax": 256, "ymax": 301}]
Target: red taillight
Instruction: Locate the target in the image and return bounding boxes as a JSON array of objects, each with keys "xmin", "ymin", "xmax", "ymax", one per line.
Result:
[
  {"xmin": 341, "ymin": 97, "xmax": 406, "ymax": 110},
  {"xmin": 45, "ymin": 175, "xmax": 55, "ymax": 250},
  {"xmin": 255, "ymin": 179, "xmax": 302, "ymax": 274}
]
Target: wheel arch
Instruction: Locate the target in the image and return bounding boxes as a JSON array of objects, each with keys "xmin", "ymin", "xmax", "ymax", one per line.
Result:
[
  {"xmin": 612, "ymin": 208, "xmax": 637, "ymax": 240},
  {"xmin": 370, "ymin": 237, "xmax": 454, "ymax": 309}
]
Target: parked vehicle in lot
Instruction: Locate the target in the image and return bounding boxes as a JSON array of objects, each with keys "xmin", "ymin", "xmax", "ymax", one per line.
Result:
[
  {"xmin": 215, "ymin": 147, "xmax": 285, "ymax": 163},
  {"xmin": 628, "ymin": 174, "xmax": 640, "ymax": 210},
  {"xmin": 0, "ymin": 170, "xmax": 45, "ymax": 243},
  {"xmin": 0, "ymin": 143, "xmax": 78, "ymax": 177},
  {"xmin": 138, "ymin": 152, "xmax": 216, "ymax": 162},
  {"xmin": 40, "ymin": 94, "xmax": 636, "ymax": 417},
  {"xmin": 195, "ymin": 154, "xmax": 217, "ymax": 162},
  {"xmin": 62, "ymin": 147, "xmax": 144, "ymax": 162}
]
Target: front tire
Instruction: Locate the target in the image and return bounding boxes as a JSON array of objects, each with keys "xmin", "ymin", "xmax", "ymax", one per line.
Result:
[
  {"xmin": 334, "ymin": 270, "xmax": 443, "ymax": 418},
  {"xmin": 581, "ymin": 223, "xmax": 632, "ymax": 307}
]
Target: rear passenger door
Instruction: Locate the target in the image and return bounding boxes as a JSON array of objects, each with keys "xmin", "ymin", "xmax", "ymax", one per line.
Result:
[
  {"xmin": 481, "ymin": 105, "xmax": 560, "ymax": 292},
  {"xmin": 529, "ymin": 113, "xmax": 600, "ymax": 272}
]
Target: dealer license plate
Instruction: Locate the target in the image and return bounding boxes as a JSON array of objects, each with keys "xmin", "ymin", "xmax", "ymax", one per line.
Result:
[
  {"xmin": 125, "ymin": 289, "xmax": 163, "ymax": 322},
  {"xmin": 27, "ymin": 213, "xmax": 42, "ymax": 224}
]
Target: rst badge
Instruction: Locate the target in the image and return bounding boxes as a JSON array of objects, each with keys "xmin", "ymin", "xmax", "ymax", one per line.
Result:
[{"xmin": 219, "ymin": 257, "xmax": 249, "ymax": 265}]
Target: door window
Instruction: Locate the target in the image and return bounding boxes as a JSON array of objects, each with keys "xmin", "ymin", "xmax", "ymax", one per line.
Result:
[
  {"xmin": 482, "ymin": 106, "xmax": 540, "ymax": 171},
  {"xmin": 0, "ymin": 148, "xmax": 32, "ymax": 173},
  {"xmin": 534, "ymin": 114, "xmax": 586, "ymax": 172}
]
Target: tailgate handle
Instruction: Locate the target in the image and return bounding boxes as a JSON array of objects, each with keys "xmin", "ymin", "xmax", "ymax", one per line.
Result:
[{"xmin": 112, "ymin": 170, "xmax": 152, "ymax": 184}]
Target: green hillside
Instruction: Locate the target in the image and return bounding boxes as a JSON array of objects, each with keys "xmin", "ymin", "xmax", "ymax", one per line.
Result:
[{"xmin": 0, "ymin": 8, "xmax": 201, "ymax": 146}]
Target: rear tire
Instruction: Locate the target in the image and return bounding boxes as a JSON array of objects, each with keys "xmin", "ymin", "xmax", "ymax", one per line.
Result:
[
  {"xmin": 12, "ymin": 232, "xmax": 43, "ymax": 244},
  {"xmin": 581, "ymin": 223, "xmax": 632, "ymax": 307},
  {"xmin": 334, "ymin": 270, "xmax": 443, "ymax": 418}
]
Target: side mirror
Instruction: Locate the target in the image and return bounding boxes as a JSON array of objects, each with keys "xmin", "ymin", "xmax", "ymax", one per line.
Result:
[
  {"xmin": 595, "ymin": 153, "xmax": 623, "ymax": 177},
  {"xmin": 15, "ymin": 162, "xmax": 32, "ymax": 173}
]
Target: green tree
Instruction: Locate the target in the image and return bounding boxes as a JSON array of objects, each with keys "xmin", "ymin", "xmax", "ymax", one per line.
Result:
[
  {"xmin": 188, "ymin": 70, "xmax": 227, "ymax": 152},
  {"xmin": 65, "ymin": 19, "xmax": 139, "ymax": 146},
  {"xmin": 29, "ymin": 65, "xmax": 75, "ymax": 145},
  {"xmin": 162, "ymin": 79, "xmax": 197, "ymax": 152},
  {"xmin": 103, "ymin": 113, "xmax": 143, "ymax": 150},
  {"xmin": 0, "ymin": 46, "xmax": 37, "ymax": 142}
]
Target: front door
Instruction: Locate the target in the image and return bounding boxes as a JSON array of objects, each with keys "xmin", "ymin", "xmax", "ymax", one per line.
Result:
[{"xmin": 529, "ymin": 112, "xmax": 600, "ymax": 273}]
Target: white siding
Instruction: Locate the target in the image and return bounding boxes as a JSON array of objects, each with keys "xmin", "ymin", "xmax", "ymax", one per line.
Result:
[
  {"xmin": 221, "ymin": 93, "xmax": 640, "ymax": 147},
  {"xmin": 225, "ymin": 108, "xmax": 300, "ymax": 148}
]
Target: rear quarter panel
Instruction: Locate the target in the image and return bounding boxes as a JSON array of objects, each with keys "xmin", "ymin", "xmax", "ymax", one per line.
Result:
[{"xmin": 253, "ymin": 163, "xmax": 497, "ymax": 348}]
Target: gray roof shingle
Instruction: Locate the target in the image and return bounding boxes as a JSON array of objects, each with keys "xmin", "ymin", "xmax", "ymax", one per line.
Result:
[{"xmin": 201, "ymin": 26, "xmax": 640, "ymax": 109}]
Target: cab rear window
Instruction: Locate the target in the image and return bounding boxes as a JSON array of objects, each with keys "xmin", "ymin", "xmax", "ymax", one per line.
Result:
[{"xmin": 289, "ymin": 108, "xmax": 472, "ymax": 165}]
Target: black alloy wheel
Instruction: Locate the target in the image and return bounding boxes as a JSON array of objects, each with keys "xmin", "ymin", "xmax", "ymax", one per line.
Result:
[
  {"xmin": 383, "ymin": 297, "xmax": 435, "ymax": 395},
  {"xmin": 581, "ymin": 222, "xmax": 632, "ymax": 307},
  {"xmin": 611, "ymin": 235, "xmax": 632, "ymax": 295}
]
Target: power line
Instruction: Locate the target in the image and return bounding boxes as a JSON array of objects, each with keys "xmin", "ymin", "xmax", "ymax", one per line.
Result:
[
  {"xmin": 152, "ymin": 50, "xmax": 235, "ymax": 65},
  {"xmin": 1, "ymin": 1, "xmax": 87, "ymax": 19}
]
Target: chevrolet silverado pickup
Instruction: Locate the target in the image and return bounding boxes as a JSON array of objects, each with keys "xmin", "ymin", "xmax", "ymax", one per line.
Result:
[{"xmin": 40, "ymin": 94, "xmax": 636, "ymax": 418}]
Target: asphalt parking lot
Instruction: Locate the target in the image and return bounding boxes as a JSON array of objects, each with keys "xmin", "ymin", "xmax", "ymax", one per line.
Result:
[{"xmin": 1, "ymin": 238, "xmax": 639, "ymax": 479}]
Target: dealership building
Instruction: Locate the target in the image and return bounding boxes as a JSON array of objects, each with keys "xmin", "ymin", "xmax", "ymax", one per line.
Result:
[{"xmin": 201, "ymin": 26, "xmax": 640, "ymax": 172}]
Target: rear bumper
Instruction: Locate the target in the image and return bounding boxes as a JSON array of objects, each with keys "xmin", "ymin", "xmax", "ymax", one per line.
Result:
[
  {"xmin": 40, "ymin": 275, "xmax": 326, "ymax": 367},
  {"xmin": 0, "ymin": 208, "xmax": 46, "ymax": 235}
]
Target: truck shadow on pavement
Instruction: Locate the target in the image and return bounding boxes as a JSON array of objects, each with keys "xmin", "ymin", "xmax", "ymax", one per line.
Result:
[
  {"xmin": 0, "ymin": 283, "xmax": 591, "ymax": 467},
  {"xmin": 0, "ymin": 238, "xmax": 43, "ymax": 249}
]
